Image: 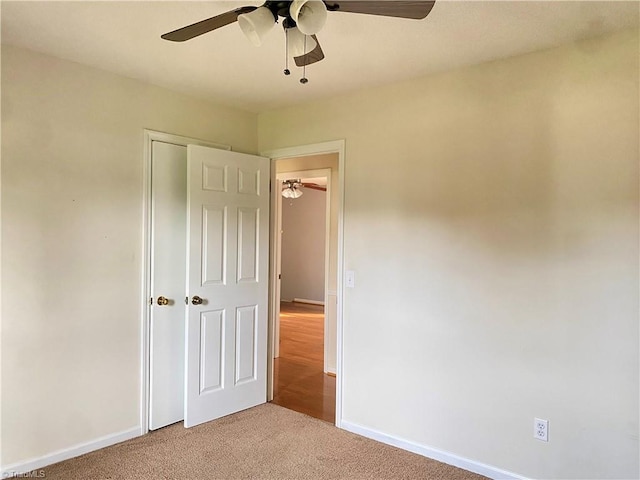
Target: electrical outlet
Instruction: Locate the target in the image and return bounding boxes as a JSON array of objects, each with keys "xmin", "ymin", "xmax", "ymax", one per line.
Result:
[{"xmin": 534, "ymin": 418, "xmax": 549, "ymax": 442}]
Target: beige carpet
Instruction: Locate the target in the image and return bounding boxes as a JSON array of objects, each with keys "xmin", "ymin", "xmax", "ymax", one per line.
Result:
[{"xmin": 42, "ymin": 403, "xmax": 487, "ymax": 479}]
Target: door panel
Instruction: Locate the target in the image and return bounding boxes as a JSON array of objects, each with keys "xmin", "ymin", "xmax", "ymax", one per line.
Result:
[
  {"xmin": 185, "ymin": 145, "xmax": 269, "ymax": 428},
  {"xmin": 202, "ymin": 205, "xmax": 226, "ymax": 285},
  {"xmin": 149, "ymin": 141, "xmax": 187, "ymax": 430},
  {"xmin": 238, "ymin": 207, "xmax": 259, "ymax": 282},
  {"xmin": 235, "ymin": 305, "xmax": 258, "ymax": 384},
  {"xmin": 199, "ymin": 310, "xmax": 224, "ymax": 393}
]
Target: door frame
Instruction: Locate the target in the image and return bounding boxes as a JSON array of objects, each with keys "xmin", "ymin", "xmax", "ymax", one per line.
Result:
[
  {"xmin": 262, "ymin": 140, "xmax": 345, "ymax": 427},
  {"xmin": 140, "ymin": 129, "xmax": 230, "ymax": 434},
  {"xmin": 274, "ymin": 168, "xmax": 332, "ymax": 371}
]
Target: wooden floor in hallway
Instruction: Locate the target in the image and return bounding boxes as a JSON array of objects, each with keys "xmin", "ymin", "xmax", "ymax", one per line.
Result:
[{"xmin": 271, "ymin": 301, "xmax": 336, "ymax": 424}]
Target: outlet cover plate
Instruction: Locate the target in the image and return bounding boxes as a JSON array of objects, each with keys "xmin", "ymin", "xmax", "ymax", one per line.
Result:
[{"xmin": 534, "ymin": 418, "xmax": 549, "ymax": 442}]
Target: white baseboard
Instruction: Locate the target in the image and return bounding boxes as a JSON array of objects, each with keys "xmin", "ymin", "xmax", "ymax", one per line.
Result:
[
  {"xmin": 1, "ymin": 426, "xmax": 141, "ymax": 477},
  {"xmin": 293, "ymin": 298, "xmax": 324, "ymax": 306},
  {"xmin": 340, "ymin": 421, "xmax": 528, "ymax": 480}
]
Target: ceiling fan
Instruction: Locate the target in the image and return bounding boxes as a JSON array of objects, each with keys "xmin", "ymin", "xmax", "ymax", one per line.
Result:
[
  {"xmin": 281, "ymin": 179, "xmax": 326, "ymax": 198},
  {"xmin": 161, "ymin": 1, "xmax": 436, "ymax": 82}
]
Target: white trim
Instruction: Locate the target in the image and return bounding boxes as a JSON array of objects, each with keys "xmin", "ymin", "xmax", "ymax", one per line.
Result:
[
  {"xmin": 341, "ymin": 421, "xmax": 529, "ymax": 480},
  {"xmin": 261, "ymin": 140, "xmax": 346, "ymax": 161},
  {"xmin": 272, "ymin": 177, "xmax": 283, "ymax": 361},
  {"xmin": 140, "ymin": 132, "xmax": 152, "ymax": 436},
  {"xmin": 292, "ymin": 298, "xmax": 325, "ymax": 306},
  {"xmin": 267, "ymin": 165, "xmax": 279, "ymax": 399},
  {"xmin": 0, "ymin": 427, "xmax": 140, "ymax": 477},
  {"xmin": 262, "ymin": 140, "xmax": 345, "ymax": 428},
  {"xmin": 140, "ymin": 129, "xmax": 230, "ymax": 434},
  {"xmin": 143, "ymin": 130, "xmax": 230, "ymax": 152}
]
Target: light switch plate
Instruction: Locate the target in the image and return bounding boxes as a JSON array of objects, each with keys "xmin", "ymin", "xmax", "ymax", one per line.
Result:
[{"xmin": 345, "ymin": 270, "xmax": 355, "ymax": 288}]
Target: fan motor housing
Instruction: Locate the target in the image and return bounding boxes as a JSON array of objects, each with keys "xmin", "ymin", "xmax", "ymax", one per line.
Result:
[
  {"xmin": 264, "ymin": 1, "xmax": 294, "ymax": 19},
  {"xmin": 265, "ymin": 0, "xmax": 339, "ymax": 20}
]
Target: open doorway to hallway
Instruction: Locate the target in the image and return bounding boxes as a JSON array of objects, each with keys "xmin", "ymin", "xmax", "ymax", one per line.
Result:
[{"xmin": 269, "ymin": 155, "xmax": 339, "ymax": 424}]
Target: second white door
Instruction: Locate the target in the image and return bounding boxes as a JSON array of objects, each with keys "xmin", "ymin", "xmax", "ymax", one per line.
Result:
[{"xmin": 149, "ymin": 141, "xmax": 187, "ymax": 430}]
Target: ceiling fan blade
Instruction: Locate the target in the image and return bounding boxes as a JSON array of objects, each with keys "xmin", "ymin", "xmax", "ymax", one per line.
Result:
[
  {"xmin": 301, "ymin": 183, "xmax": 327, "ymax": 191},
  {"xmin": 324, "ymin": 1, "xmax": 435, "ymax": 19},
  {"xmin": 161, "ymin": 6, "xmax": 257, "ymax": 42},
  {"xmin": 294, "ymin": 35, "xmax": 325, "ymax": 67}
]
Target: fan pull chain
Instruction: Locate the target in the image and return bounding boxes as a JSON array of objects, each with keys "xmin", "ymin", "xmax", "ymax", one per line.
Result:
[
  {"xmin": 300, "ymin": 35, "xmax": 309, "ymax": 84},
  {"xmin": 283, "ymin": 28, "xmax": 290, "ymax": 76}
]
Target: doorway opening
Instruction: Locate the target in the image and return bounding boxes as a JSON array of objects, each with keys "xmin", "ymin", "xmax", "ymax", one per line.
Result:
[
  {"xmin": 271, "ymin": 171, "xmax": 335, "ymax": 422},
  {"xmin": 265, "ymin": 146, "xmax": 344, "ymax": 425}
]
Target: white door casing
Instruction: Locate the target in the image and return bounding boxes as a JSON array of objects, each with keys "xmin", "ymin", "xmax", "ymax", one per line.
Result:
[
  {"xmin": 149, "ymin": 141, "xmax": 187, "ymax": 430},
  {"xmin": 273, "ymin": 179, "xmax": 283, "ymax": 359},
  {"xmin": 262, "ymin": 140, "xmax": 345, "ymax": 424},
  {"xmin": 184, "ymin": 145, "xmax": 270, "ymax": 428}
]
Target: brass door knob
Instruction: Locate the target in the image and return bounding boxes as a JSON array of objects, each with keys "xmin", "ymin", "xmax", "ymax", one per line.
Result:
[
  {"xmin": 191, "ymin": 295, "xmax": 204, "ymax": 305},
  {"xmin": 157, "ymin": 296, "xmax": 169, "ymax": 306}
]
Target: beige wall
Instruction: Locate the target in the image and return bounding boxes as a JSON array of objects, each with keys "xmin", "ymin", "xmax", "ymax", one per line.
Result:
[
  {"xmin": 1, "ymin": 45, "xmax": 258, "ymax": 466},
  {"xmin": 259, "ymin": 29, "xmax": 640, "ymax": 479}
]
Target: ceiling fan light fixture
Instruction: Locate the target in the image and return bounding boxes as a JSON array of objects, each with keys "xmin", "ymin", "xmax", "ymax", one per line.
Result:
[
  {"xmin": 289, "ymin": 187, "xmax": 304, "ymax": 198},
  {"xmin": 286, "ymin": 27, "xmax": 318, "ymax": 58},
  {"xmin": 237, "ymin": 6, "xmax": 276, "ymax": 46},
  {"xmin": 161, "ymin": 0, "xmax": 438, "ymax": 75},
  {"xmin": 290, "ymin": 0, "xmax": 328, "ymax": 35},
  {"xmin": 282, "ymin": 180, "xmax": 304, "ymax": 198}
]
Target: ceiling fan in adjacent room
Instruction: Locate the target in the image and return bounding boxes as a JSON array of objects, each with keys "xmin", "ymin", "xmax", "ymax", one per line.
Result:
[
  {"xmin": 161, "ymin": 1, "xmax": 436, "ymax": 83},
  {"xmin": 281, "ymin": 179, "xmax": 326, "ymax": 198}
]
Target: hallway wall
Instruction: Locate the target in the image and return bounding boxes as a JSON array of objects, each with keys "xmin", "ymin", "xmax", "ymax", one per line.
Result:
[{"xmin": 280, "ymin": 186, "xmax": 327, "ymax": 303}]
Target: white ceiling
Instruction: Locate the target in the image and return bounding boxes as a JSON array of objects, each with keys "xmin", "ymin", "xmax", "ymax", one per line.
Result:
[{"xmin": 2, "ymin": 1, "xmax": 638, "ymax": 113}]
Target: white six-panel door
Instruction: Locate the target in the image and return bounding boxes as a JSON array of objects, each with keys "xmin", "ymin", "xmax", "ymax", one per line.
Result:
[{"xmin": 184, "ymin": 145, "xmax": 270, "ymax": 427}]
